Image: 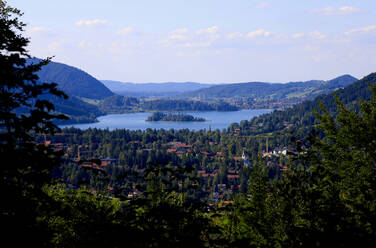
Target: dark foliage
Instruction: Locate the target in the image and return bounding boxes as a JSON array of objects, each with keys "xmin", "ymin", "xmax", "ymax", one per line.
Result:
[
  {"xmin": 141, "ymin": 99, "xmax": 238, "ymax": 111},
  {"xmin": 31, "ymin": 58, "xmax": 114, "ymax": 100},
  {"xmin": 147, "ymin": 112, "xmax": 206, "ymax": 122},
  {"xmin": 0, "ymin": 1, "xmax": 68, "ymax": 246},
  {"xmin": 184, "ymin": 75, "xmax": 357, "ymax": 100}
]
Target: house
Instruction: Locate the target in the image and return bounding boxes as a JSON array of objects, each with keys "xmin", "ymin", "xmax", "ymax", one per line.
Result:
[
  {"xmin": 167, "ymin": 141, "xmax": 180, "ymax": 147},
  {"xmin": 272, "ymin": 149, "xmax": 289, "ymax": 156},
  {"xmin": 233, "ymin": 156, "xmax": 242, "ymax": 161},
  {"xmin": 263, "ymin": 152, "xmax": 272, "ymax": 158},
  {"xmin": 177, "ymin": 143, "xmax": 192, "ymax": 149},
  {"xmin": 80, "ymin": 163, "xmax": 106, "ymax": 174},
  {"xmin": 100, "ymin": 158, "xmax": 116, "ymax": 166}
]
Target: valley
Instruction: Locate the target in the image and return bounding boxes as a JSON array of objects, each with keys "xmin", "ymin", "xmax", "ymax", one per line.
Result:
[
  {"xmin": 4, "ymin": 1, "xmax": 376, "ymax": 246},
  {"xmin": 30, "ymin": 58, "xmax": 359, "ymax": 126}
]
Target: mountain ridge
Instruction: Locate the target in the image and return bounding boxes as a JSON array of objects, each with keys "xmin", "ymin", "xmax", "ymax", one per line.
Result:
[
  {"xmin": 237, "ymin": 73, "xmax": 376, "ymax": 137},
  {"xmin": 183, "ymin": 74, "xmax": 358, "ymax": 100},
  {"xmin": 27, "ymin": 58, "xmax": 114, "ymax": 124},
  {"xmin": 29, "ymin": 58, "xmax": 114, "ymax": 100},
  {"xmin": 101, "ymin": 80, "xmax": 214, "ymax": 97}
]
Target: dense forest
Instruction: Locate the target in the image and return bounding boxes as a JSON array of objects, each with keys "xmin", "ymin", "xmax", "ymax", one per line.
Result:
[
  {"xmin": 146, "ymin": 112, "xmax": 206, "ymax": 122},
  {"xmin": 141, "ymin": 99, "xmax": 239, "ymax": 112},
  {"xmin": 102, "ymin": 80, "xmax": 213, "ymax": 97},
  {"xmin": 239, "ymin": 72, "xmax": 376, "ymax": 138},
  {"xmin": 1, "ymin": 1, "xmax": 376, "ymax": 247},
  {"xmin": 29, "ymin": 56, "xmax": 359, "ymax": 125},
  {"xmin": 184, "ymin": 75, "xmax": 357, "ymax": 100},
  {"xmin": 31, "ymin": 58, "xmax": 114, "ymax": 100},
  {"xmin": 97, "ymin": 97, "xmax": 239, "ymax": 114}
]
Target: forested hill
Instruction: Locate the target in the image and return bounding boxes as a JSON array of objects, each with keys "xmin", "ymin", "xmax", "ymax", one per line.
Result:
[
  {"xmin": 26, "ymin": 58, "xmax": 115, "ymax": 124},
  {"xmin": 184, "ymin": 75, "xmax": 357, "ymax": 100},
  {"xmin": 240, "ymin": 73, "xmax": 376, "ymax": 137},
  {"xmin": 101, "ymin": 80, "xmax": 213, "ymax": 97},
  {"xmin": 29, "ymin": 58, "xmax": 114, "ymax": 100}
]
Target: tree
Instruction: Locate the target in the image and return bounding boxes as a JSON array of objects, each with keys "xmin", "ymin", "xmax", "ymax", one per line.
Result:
[
  {"xmin": 0, "ymin": 0, "xmax": 68, "ymax": 246},
  {"xmin": 299, "ymin": 90, "xmax": 376, "ymax": 247},
  {"xmin": 229, "ymin": 87, "xmax": 376, "ymax": 247}
]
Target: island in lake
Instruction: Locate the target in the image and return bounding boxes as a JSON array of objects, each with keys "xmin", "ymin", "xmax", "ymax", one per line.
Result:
[{"xmin": 146, "ymin": 112, "xmax": 206, "ymax": 122}]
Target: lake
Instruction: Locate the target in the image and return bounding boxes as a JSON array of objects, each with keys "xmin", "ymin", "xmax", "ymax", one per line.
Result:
[{"xmin": 61, "ymin": 109, "xmax": 273, "ymax": 131}]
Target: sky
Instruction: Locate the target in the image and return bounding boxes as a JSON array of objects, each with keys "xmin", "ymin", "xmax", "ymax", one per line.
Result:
[{"xmin": 11, "ymin": 0, "xmax": 376, "ymax": 83}]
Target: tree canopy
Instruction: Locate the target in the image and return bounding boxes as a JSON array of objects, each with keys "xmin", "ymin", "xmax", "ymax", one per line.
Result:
[{"xmin": 0, "ymin": 1, "xmax": 68, "ymax": 246}]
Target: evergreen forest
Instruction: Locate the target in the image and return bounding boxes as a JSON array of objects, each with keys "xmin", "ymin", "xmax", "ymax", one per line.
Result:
[{"xmin": 1, "ymin": 1, "xmax": 375, "ymax": 247}]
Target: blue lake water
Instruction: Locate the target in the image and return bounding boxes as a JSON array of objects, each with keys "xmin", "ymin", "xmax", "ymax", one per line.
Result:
[{"xmin": 61, "ymin": 109, "xmax": 273, "ymax": 131}]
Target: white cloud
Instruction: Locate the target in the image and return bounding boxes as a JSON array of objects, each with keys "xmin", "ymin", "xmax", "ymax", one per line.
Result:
[
  {"xmin": 196, "ymin": 26, "xmax": 219, "ymax": 35},
  {"xmin": 171, "ymin": 28, "xmax": 189, "ymax": 34},
  {"xmin": 292, "ymin": 33, "xmax": 305, "ymax": 39},
  {"xmin": 26, "ymin": 26, "xmax": 56, "ymax": 37},
  {"xmin": 309, "ymin": 31, "xmax": 326, "ymax": 40},
  {"xmin": 169, "ymin": 34, "xmax": 188, "ymax": 40},
  {"xmin": 226, "ymin": 32, "xmax": 244, "ymax": 40},
  {"xmin": 246, "ymin": 29, "xmax": 271, "ymax": 38},
  {"xmin": 116, "ymin": 27, "xmax": 134, "ymax": 35},
  {"xmin": 168, "ymin": 28, "xmax": 189, "ymax": 40},
  {"xmin": 181, "ymin": 42, "xmax": 212, "ymax": 48},
  {"xmin": 345, "ymin": 25, "xmax": 376, "ymax": 35},
  {"xmin": 76, "ymin": 19, "xmax": 108, "ymax": 27},
  {"xmin": 27, "ymin": 26, "xmax": 49, "ymax": 34},
  {"xmin": 312, "ymin": 6, "xmax": 361, "ymax": 16}
]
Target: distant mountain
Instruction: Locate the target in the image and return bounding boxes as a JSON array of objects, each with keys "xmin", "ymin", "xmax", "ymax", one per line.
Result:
[
  {"xmin": 30, "ymin": 58, "xmax": 114, "ymax": 100},
  {"xmin": 183, "ymin": 75, "xmax": 358, "ymax": 100},
  {"xmin": 25, "ymin": 58, "xmax": 363, "ymax": 127},
  {"xmin": 236, "ymin": 73, "xmax": 375, "ymax": 137},
  {"xmin": 27, "ymin": 58, "xmax": 115, "ymax": 124},
  {"xmin": 42, "ymin": 95, "xmax": 103, "ymax": 125},
  {"xmin": 101, "ymin": 80, "xmax": 213, "ymax": 97},
  {"xmin": 325, "ymin": 74, "xmax": 359, "ymax": 88}
]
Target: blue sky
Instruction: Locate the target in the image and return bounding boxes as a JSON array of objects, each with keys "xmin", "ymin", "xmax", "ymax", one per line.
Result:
[{"xmin": 12, "ymin": 0, "xmax": 376, "ymax": 83}]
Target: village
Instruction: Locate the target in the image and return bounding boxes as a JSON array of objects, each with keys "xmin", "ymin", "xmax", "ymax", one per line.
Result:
[{"xmin": 38, "ymin": 130, "xmax": 296, "ymax": 203}]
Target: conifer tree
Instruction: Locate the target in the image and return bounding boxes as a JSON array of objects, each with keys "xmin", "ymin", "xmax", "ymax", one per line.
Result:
[{"xmin": 0, "ymin": 0, "xmax": 68, "ymax": 245}]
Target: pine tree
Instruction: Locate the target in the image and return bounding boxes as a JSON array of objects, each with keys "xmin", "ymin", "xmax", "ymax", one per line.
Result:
[{"xmin": 0, "ymin": 0, "xmax": 68, "ymax": 246}]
